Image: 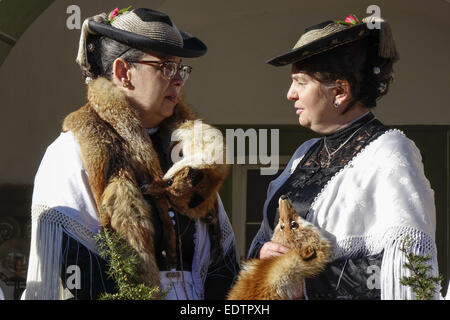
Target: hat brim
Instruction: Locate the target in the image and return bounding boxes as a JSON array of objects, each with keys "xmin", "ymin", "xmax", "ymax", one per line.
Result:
[
  {"xmin": 89, "ymin": 21, "xmax": 207, "ymax": 58},
  {"xmin": 267, "ymin": 23, "xmax": 375, "ymax": 67}
]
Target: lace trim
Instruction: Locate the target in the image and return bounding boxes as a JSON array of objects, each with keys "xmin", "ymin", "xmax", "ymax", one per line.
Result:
[
  {"xmin": 303, "ymin": 115, "xmax": 382, "ymax": 168},
  {"xmin": 197, "ymin": 211, "xmax": 237, "ymax": 283},
  {"xmin": 32, "ymin": 204, "xmax": 99, "ymax": 253},
  {"xmin": 193, "ymin": 220, "xmax": 206, "ymax": 299},
  {"xmin": 333, "ymin": 225, "xmax": 436, "ymax": 260},
  {"xmin": 307, "ymin": 129, "xmax": 405, "ymax": 218},
  {"xmin": 220, "ymin": 215, "xmax": 235, "ymax": 253}
]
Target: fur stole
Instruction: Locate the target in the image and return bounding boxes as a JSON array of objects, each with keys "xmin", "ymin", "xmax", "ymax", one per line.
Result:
[
  {"xmin": 62, "ymin": 77, "xmax": 229, "ymax": 289},
  {"xmin": 227, "ymin": 197, "xmax": 331, "ymax": 300}
]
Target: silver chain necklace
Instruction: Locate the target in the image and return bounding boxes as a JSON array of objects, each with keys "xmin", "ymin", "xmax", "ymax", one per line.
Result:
[{"xmin": 321, "ymin": 117, "xmax": 376, "ymax": 168}]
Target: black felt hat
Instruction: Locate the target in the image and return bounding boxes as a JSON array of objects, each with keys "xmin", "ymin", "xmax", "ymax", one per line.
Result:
[{"xmin": 267, "ymin": 14, "xmax": 398, "ymax": 67}]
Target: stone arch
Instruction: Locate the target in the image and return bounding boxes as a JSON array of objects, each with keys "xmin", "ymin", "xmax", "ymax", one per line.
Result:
[{"xmin": 0, "ymin": 0, "xmax": 55, "ymax": 67}]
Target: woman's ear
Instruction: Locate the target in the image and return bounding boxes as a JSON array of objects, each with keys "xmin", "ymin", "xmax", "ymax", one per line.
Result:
[
  {"xmin": 334, "ymin": 79, "xmax": 353, "ymax": 110},
  {"xmin": 112, "ymin": 58, "xmax": 132, "ymax": 88}
]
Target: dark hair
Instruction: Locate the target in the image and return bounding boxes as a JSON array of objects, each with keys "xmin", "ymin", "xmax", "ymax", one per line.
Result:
[
  {"xmin": 293, "ymin": 37, "xmax": 397, "ymax": 108},
  {"xmin": 81, "ymin": 35, "xmax": 145, "ymax": 81}
]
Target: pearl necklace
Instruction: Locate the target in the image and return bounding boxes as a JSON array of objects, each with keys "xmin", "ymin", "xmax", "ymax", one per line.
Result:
[{"xmin": 321, "ymin": 118, "xmax": 376, "ymax": 168}]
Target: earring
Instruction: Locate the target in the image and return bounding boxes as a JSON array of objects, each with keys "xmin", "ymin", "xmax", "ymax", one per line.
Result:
[
  {"xmin": 121, "ymin": 77, "xmax": 131, "ymax": 88},
  {"xmin": 334, "ymin": 101, "xmax": 339, "ymax": 108}
]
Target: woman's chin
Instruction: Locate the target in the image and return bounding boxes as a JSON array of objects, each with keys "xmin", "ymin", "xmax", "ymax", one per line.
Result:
[
  {"xmin": 298, "ymin": 116, "xmax": 309, "ymax": 128},
  {"xmin": 161, "ymin": 102, "xmax": 176, "ymax": 118}
]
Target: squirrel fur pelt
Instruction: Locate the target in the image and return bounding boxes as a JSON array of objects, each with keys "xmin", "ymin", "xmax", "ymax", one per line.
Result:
[
  {"xmin": 227, "ymin": 196, "xmax": 332, "ymax": 300},
  {"xmin": 62, "ymin": 77, "xmax": 229, "ymax": 290}
]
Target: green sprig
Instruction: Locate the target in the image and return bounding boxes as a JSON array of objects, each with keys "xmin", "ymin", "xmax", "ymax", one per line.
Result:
[
  {"xmin": 400, "ymin": 235, "xmax": 443, "ymax": 300},
  {"xmin": 94, "ymin": 227, "xmax": 163, "ymax": 300}
]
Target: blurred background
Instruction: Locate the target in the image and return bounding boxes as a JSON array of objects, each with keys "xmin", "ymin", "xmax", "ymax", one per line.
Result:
[{"xmin": 0, "ymin": 0, "xmax": 448, "ymax": 299}]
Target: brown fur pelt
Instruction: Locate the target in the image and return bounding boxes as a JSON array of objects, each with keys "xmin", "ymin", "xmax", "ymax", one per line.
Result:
[
  {"xmin": 227, "ymin": 196, "xmax": 332, "ymax": 300},
  {"xmin": 63, "ymin": 77, "xmax": 229, "ymax": 289}
]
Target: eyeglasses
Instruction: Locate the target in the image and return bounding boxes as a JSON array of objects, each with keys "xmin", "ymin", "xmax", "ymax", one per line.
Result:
[{"xmin": 127, "ymin": 60, "xmax": 192, "ymax": 82}]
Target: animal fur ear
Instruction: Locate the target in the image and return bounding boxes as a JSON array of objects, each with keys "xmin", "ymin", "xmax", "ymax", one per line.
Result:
[{"xmin": 301, "ymin": 246, "xmax": 316, "ymax": 261}]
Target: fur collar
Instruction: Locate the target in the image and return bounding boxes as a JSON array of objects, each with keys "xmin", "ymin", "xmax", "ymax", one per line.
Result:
[{"xmin": 62, "ymin": 77, "xmax": 228, "ymax": 289}]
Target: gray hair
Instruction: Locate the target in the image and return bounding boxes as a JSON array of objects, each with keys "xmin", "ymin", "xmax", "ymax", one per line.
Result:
[{"xmin": 81, "ymin": 35, "xmax": 145, "ymax": 82}]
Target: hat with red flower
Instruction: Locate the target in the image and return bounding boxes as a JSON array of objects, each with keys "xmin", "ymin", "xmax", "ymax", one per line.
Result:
[
  {"xmin": 267, "ymin": 14, "xmax": 399, "ymax": 66},
  {"xmin": 76, "ymin": 7, "xmax": 207, "ymax": 72}
]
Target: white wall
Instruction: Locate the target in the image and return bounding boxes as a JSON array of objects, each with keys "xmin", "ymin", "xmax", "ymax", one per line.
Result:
[{"xmin": 0, "ymin": 0, "xmax": 449, "ymax": 184}]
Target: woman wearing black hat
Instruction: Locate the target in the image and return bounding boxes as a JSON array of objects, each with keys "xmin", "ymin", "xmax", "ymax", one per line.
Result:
[
  {"xmin": 24, "ymin": 7, "xmax": 239, "ymax": 300},
  {"xmin": 248, "ymin": 14, "xmax": 441, "ymax": 299}
]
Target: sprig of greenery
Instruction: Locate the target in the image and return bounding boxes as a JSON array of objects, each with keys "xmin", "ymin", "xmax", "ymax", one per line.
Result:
[
  {"xmin": 400, "ymin": 235, "xmax": 443, "ymax": 300},
  {"xmin": 94, "ymin": 227, "xmax": 162, "ymax": 300}
]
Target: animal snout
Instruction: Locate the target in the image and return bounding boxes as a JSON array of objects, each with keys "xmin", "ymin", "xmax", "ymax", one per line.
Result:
[{"xmin": 278, "ymin": 195, "xmax": 291, "ymax": 207}]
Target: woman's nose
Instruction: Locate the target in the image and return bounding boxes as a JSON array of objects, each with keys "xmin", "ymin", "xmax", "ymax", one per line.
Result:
[
  {"xmin": 171, "ymin": 72, "xmax": 185, "ymax": 87},
  {"xmin": 287, "ymin": 82, "xmax": 298, "ymax": 101}
]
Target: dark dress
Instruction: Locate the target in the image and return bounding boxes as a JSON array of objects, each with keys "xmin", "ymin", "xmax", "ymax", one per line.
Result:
[
  {"xmin": 60, "ymin": 131, "xmax": 238, "ymax": 300},
  {"xmin": 248, "ymin": 112, "xmax": 390, "ymax": 299}
]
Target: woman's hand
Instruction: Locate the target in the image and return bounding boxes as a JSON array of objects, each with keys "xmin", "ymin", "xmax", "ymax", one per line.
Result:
[
  {"xmin": 259, "ymin": 241, "xmax": 304, "ymax": 299},
  {"xmin": 259, "ymin": 241, "xmax": 290, "ymax": 259}
]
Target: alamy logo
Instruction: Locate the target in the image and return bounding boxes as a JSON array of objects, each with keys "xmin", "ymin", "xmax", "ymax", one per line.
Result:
[
  {"xmin": 66, "ymin": 265, "xmax": 81, "ymax": 290},
  {"xmin": 366, "ymin": 265, "xmax": 381, "ymax": 289},
  {"xmin": 66, "ymin": 5, "xmax": 81, "ymax": 30},
  {"xmin": 170, "ymin": 120, "xmax": 280, "ymax": 175},
  {"xmin": 365, "ymin": 5, "xmax": 382, "ymax": 30},
  {"xmin": 67, "ymin": 4, "xmax": 384, "ymax": 31}
]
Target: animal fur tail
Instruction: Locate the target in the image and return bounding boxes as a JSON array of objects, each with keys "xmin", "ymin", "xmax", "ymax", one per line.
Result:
[{"xmin": 99, "ymin": 171, "xmax": 160, "ymax": 288}]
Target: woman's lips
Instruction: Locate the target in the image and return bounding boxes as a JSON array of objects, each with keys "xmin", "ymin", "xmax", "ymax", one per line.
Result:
[
  {"xmin": 165, "ymin": 95, "xmax": 178, "ymax": 103},
  {"xmin": 296, "ymin": 108, "xmax": 304, "ymax": 115}
]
